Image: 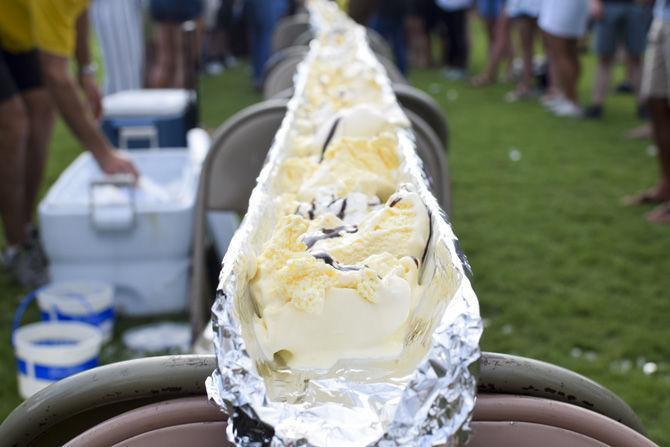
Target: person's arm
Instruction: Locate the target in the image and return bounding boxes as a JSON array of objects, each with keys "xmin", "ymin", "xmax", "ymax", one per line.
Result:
[
  {"xmin": 39, "ymin": 52, "xmax": 138, "ymax": 177},
  {"xmin": 75, "ymin": 11, "xmax": 102, "ymax": 120}
]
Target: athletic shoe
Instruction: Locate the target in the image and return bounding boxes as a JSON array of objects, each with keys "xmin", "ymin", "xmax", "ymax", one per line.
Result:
[
  {"xmin": 615, "ymin": 81, "xmax": 634, "ymax": 94},
  {"xmin": 583, "ymin": 104, "xmax": 603, "ymax": 119},
  {"xmin": 442, "ymin": 68, "xmax": 468, "ymax": 81},
  {"xmin": 552, "ymin": 100, "xmax": 583, "ymax": 118},
  {"xmin": 2, "ymin": 245, "xmax": 49, "ymax": 288},
  {"xmin": 540, "ymin": 94, "xmax": 565, "ymax": 110},
  {"xmin": 205, "ymin": 62, "xmax": 225, "ymax": 76}
]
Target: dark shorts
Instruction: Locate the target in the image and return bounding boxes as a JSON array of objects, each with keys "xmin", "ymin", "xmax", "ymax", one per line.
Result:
[
  {"xmin": 0, "ymin": 49, "xmax": 43, "ymax": 103},
  {"xmin": 594, "ymin": 3, "xmax": 652, "ymax": 58},
  {"xmin": 150, "ymin": 0, "xmax": 204, "ymax": 23},
  {"xmin": 477, "ymin": 0, "xmax": 506, "ymax": 20}
]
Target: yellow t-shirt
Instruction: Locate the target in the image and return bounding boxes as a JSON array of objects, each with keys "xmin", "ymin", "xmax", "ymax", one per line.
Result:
[{"xmin": 0, "ymin": 0, "xmax": 90, "ymax": 57}]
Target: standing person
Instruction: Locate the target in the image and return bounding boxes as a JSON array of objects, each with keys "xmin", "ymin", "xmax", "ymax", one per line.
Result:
[
  {"xmin": 471, "ymin": 0, "xmax": 514, "ymax": 85},
  {"xmin": 470, "ymin": 7, "xmax": 513, "ymax": 86},
  {"xmin": 505, "ymin": 0, "xmax": 542, "ymax": 100},
  {"xmin": 0, "ymin": 0, "xmax": 138, "ymax": 287},
  {"xmin": 90, "ymin": 0, "xmax": 145, "ymax": 95},
  {"xmin": 246, "ymin": 0, "xmax": 288, "ymax": 90},
  {"xmin": 435, "ymin": 0, "xmax": 473, "ymax": 80},
  {"xmin": 585, "ymin": 0, "xmax": 653, "ymax": 119},
  {"xmin": 538, "ymin": 0, "xmax": 590, "ymax": 117},
  {"xmin": 407, "ymin": 0, "xmax": 440, "ymax": 68},
  {"xmin": 626, "ymin": 0, "xmax": 670, "ymax": 222},
  {"xmin": 148, "ymin": 0, "xmax": 205, "ymax": 88},
  {"xmin": 370, "ymin": 0, "xmax": 410, "ymax": 75}
]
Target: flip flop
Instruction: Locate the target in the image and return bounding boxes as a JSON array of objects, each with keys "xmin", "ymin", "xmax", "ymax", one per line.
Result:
[
  {"xmin": 622, "ymin": 189, "xmax": 669, "ymax": 206},
  {"xmin": 646, "ymin": 202, "xmax": 670, "ymax": 224},
  {"xmin": 470, "ymin": 74, "xmax": 494, "ymax": 87}
]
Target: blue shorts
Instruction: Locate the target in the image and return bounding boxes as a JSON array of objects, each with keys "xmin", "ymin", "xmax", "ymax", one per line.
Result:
[
  {"xmin": 150, "ymin": 0, "xmax": 204, "ymax": 22},
  {"xmin": 594, "ymin": 3, "xmax": 652, "ymax": 58},
  {"xmin": 477, "ymin": 0, "xmax": 506, "ymax": 20}
]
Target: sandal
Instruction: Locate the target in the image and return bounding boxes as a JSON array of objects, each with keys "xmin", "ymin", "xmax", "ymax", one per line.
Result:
[
  {"xmin": 646, "ymin": 202, "xmax": 670, "ymax": 224},
  {"xmin": 622, "ymin": 189, "xmax": 670, "ymax": 206},
  {"xmin": 470, "ymin": 74, "xmax": 495, "ymax": 87}
]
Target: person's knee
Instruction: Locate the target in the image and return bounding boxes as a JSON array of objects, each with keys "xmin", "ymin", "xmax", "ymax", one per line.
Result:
[{"xmin": 0, "ymin": 97, "xmax": 29, "ymax": 145}]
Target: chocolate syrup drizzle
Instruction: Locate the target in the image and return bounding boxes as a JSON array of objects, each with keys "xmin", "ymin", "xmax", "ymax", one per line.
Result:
[
  {"xmin": 301, "ymin": 225, "xmax": 358, "ymax": 249},
  {"xmin": 312, "ymin": 251, "xmax": 362, "ymax": 272},
  {"xmin": 337, "ymin": 198, "xmax": 347, "ymax": 219},
  {"xmin": 320, "ymin": 117, "xmax": 341, "ymax": 160},
  {"xmin": 388, "ymin": 196, "xmax": 402, "ymax": 208},
  {"xmin": 421, "ymin": 210, "xmax": 433, "ymax": 265}
]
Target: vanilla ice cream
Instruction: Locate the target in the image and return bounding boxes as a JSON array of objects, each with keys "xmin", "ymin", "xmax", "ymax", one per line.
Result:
[{"xmin": 250, "ymin": 184, "xmax": 431, "ymax": 370}]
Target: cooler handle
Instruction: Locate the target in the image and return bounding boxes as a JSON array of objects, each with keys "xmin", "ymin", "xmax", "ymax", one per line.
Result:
[
  {"xmin": 89, "ymin": 176, "xmax": 137, "ymax": 232},
  {"xmin": 118, "ymin": 125, "xmax": 159, "ymax": 150}
]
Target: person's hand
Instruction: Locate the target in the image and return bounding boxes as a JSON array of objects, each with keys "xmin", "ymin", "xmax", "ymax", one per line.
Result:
[
  {"xmin": 590, "ymin": 0, "xmax": 604, "ymax": 21},
  {"xmin": 95, "ymin": 148, "xmax": 140, "ymax": 180},
  {"xmin": 79, "ymin": 72, "xmax": 103, "ymax": 120}
]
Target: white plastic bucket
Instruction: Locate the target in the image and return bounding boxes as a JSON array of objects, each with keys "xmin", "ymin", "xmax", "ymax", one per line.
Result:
[
  {"xmin": 13, "ymin": 321, "xmax": 103, "ymax": 399},
  {"xmin": 37, "ymin": 281, "xmax": 115, "ymax": 341}
]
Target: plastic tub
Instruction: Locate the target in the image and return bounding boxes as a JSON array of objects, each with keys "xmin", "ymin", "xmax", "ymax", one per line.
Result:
[
  {"xmin": 50, "ymin": 258, "xmax": 190, "ymax": 316},
  {"xmin": 13, "ymin": 321, "xmax": 103, "ymax": 399},
  {"xmin": 37, "ymin": 281, "xmax": 115, "ymax": 341}
]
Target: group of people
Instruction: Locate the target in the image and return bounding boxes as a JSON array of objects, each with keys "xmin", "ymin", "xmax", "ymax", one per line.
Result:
[
  {"xmin": 0, "ymin": 0, "xmax": 302, "ymax": 288},
  {"xmin": 362, "ymin": 0, "xmax": 670, "ymax": 223},
  {"xmin": 0, "ymin": 0, "xmax": 669, "ymax": 289}
]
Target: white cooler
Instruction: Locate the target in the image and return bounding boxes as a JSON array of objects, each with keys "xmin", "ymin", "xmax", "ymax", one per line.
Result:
[{"xmin": 39, "ymin": 150, "xmax": 199, "ymax": 316}]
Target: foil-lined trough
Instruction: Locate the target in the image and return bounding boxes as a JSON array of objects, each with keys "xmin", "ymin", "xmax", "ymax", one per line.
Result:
[{"xmin": 206, "ymin": 3, "xmax": 482, "ymax": 445}]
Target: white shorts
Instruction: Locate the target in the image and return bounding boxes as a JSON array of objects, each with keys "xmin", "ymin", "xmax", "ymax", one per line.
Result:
[
  {"xmin": 507, "ymin": 0, "xmax": 541, "ymax": 19},
  {"xmin": 641, "ymin": 20, "xmax": 670, "ymax": 100},
  {"xmin": 538, "ymin": 0, "xmax": 590, "ymax": 39}
]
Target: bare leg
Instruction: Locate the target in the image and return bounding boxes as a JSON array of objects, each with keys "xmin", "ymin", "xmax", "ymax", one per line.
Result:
[
  {"xmin": 648, "ymin": 98, "xmax": 670, "ymax": 198},
  {"xmin": 472, "ymin": 11, "xmax": 511, "ymax": 85},
  {"xmin": 516, "ymin": 16, "xmax": 536, "ymax": 92},
  {"xmin": 0, "ymin": 96, "xmax": 29, "ymax": 247},
  {"xmin": 628, "ymin": 55, "xmax": 643, "ymax": 96},
  {"xmin": 149, "ymin": 22, "xmax": 177, "ymax": 88},
  {"xmin": 549, "ymin": 34, "xmax": 580, "ymax": 103},
  {"xmin": 591, "ymin": 56, "xmax": 613, "ymax": 106},
  {"xmin": 541, "ymin": 30, "xmax": 562, "ymax": 99},
  {"xmin": 173, "ymin": 27, "xmax": 186, "ymax": 88},
  {"xmin": 21, "ymin": 88, "xmax": 54, "ymax": 226}
]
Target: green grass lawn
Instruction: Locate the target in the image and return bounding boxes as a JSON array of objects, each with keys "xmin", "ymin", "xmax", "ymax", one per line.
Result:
[{"xmin": 1, "ymin": 21, "xmax": 669, "ymax": 445}]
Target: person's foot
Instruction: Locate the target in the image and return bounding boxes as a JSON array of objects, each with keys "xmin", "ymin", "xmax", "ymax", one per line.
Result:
[
  {"xmin": 615, "ymin": 81, "xmax": 634, "ymax": 94},
  {"xmin": 470, "ymin": 73, "xmax": 495, "ymax": 87},
  {"xmin": 583, "ymin": 104, "xmax": 604, "ymax": 119},
  {"xmin": 646, "ymin": 202, "xmax": 670, "ymax": 224},
  {"xmin": 623, "ymin": 187, "xmax": 670, "ymax": 206},
  {"xmin": 625, "ymin": 124, "xmax": 652, "ymax": 140},
  {"xmin": 540, "ymin": 94, "xmax": 565, "ymax": 109},
  {"xmin": 637, "ymin": 103, "xmax": 649, "ymax": 121},
  {"xmin": 504, "ymin": 86, "xmax": 535, "ymax": 103},
  {"xmin": 442, "ymin": 68, "xmax": 468, "ymax": 81},
  {"xmin": 552, "ymin": 99, "xmax": 583, "ymax": 117},
  {"xmin": 205, "ymin": 61, "xmax": 225, "ymax": 76},
  {"xmin": 1, "ymin": 245, "xmax": 49, "ymax": 289}
]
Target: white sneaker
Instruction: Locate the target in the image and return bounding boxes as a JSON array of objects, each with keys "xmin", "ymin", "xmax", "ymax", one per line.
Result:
[
  {"xmin": 552, "ymin": 100, "xmax": 583, "ymax": 118},
  {"xmin": 541, "ymin": 94, "xmax": 565, "ymax": 110}
]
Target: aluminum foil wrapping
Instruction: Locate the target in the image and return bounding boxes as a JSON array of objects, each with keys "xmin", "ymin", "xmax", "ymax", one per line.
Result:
[{"xmin": 206, "ymin": 2, "xmax": 482, "ymax": 445}]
